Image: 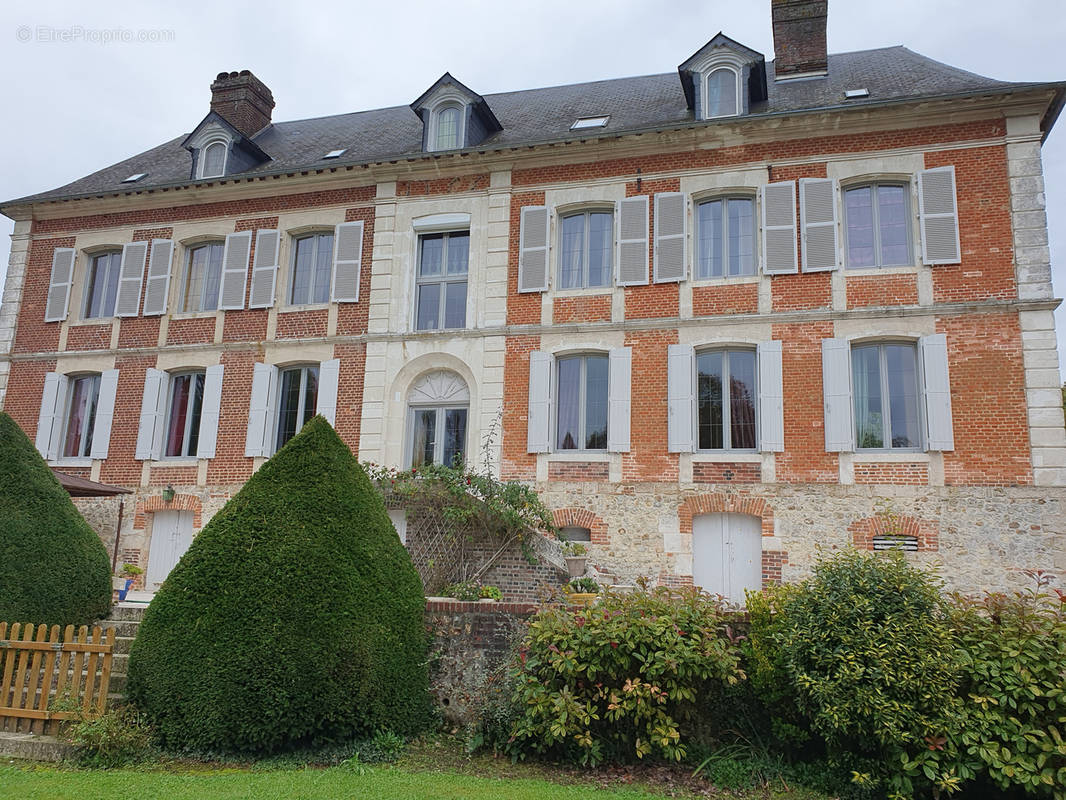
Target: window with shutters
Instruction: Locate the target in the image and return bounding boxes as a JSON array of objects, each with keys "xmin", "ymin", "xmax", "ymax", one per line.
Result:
[
  {"xmin": 851, "ymin": 342, "xmax": 921, "ymax": 450},
  {"xmin": 406, "ymin": 371, "xmax": 469, "ymax": 468},
  {"xmin": 558, "ymin": 210, "xmax": 613, "ymax": 290},
  {"xmin": 181, "ymin": 241, "xmax": 225, "ymax": 312},
  {"xmin": 61, "ymin": 374, "xmax": 101, "ymax": 459},
  {"xmin": 83, "ymin": 250, "xmax": 122, "ymax": 319},
  {"xmin": 415, "ymin": 231, "xmax": 468, "ymax": 330},
  {"xmin": 275, "ymin": 365, "xmax": 319, "ymax": 451},
  {"xmin": 198, "ymin": 140, "xmax": 228, "ymax": 179},
  {"xmin": 163, "ymin": 371, "xmax": 206, "ymax": 458},
  {"xmin": 704, "ymin": 67, "xmax": 740, "ymax": 118},
  {"xmin": 288, "ymin": 232, "xmax": 335, "ymax": 306},
  {"xmin": 696, "ymin": 196, "xmax": 755, "ymax": 278},
  {"xmin": 696, "ymin": 349, "xmax": 757, "ymax": 450},
  {"xmin": 556, "ymin": 354, "xmax": 609, "ymax": 451},
  {"xmin": 843, "ymin": 182, "xmax": 911, "ymax": 268}
]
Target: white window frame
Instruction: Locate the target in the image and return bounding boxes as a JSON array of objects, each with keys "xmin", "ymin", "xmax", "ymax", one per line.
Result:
[
  {"xmin": 694, "ymin": 194, "xmax": 758, "ymax": 279},
  {"xmin": 694, "ymin": 348, "xmax": 759, "ymax": 452},
  {"xmin": 274, "ymin": 364, "xmax": 319, "ymax": 452},
  {"xmin": 414, "ymin": 229, "xmax": 469, "ymax": 331},
  {"xmin": 702, "ymin": 66, "xmax": 741, "ymax": 119},
  {"xmin": 406, "ymin": 404, "xmax": 469, "ymax": 469},
  {"xmin": 161, "ymin": 370, "xmax": 207, "ymax": 460},
  {"xmin": 557, "ymin": 208, "xmax": 615, "ymax": 290},
  {"xmin": 554, "ymin": 352, "xmax": 610, "ymax": 453},
  {"xmin": 842, "ymin": 180, "xmax": 914, "ymax": 270},
  {"xmin": 851, "ymin": 340, "xmax": 923, "ymax": 452},
  {"xmin": 180, "ymin": 240, "xmax": 226, "ymax": 313},
  {"xmin": 60, "ymin": 373, "xmax": 101, "ymax": 460},
  {"xmin": 429, "ymin": 102, "xmax": 465, "ymax": 152},
  {"xmin": 83, "ymin": 249, "xmax": 123, "ymax": 319},
  {"xmin": 198, "ymin": 139, "xmax": 229, "ymax": 179},
  {"xmin": 287, "ymin": 231, "xmax": 336, "ymax": 307}
]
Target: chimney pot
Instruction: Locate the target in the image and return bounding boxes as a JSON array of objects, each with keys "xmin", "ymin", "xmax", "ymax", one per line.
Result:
[
  {"xmin": 771, "ymin": 0, "xmax": 828, "ymax": 78},
  {"xmin": 209, "ymin": 70, "xmax": 275, "ymax": 137}
]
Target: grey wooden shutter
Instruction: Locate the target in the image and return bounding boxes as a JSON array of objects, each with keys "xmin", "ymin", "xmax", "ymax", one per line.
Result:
[
  {"xmin": 919, "ymin": 333, "xmax": 955, "ymax": 451},
  {"xmin": 653, "ymin": 192, "xmax": 686, "ymax": 283},
  {"xmin": 527, "ymin": 350, "xmax": 553, "ymax": 453},
  {"xmin": 88, "ymin": 369, "xmax": 119, "ymax": 460},
  {"xmin": 135, "ymin": 368, "xmax": 168, "ymax": 460},
  {"xmin": 607, "ymin": 347, "xmax": 631, "ymax": 452},
  {"xmin": 799, "ymin": 178, "xmax": 839, "ymax": 272},
  {"xmin": 617, "ymin": 195, "xmax": 650, "ymax": 286},
  {"xmin": 760, "ymin": 181, "xmax": 798, "ymax": 274},
  {"xmin": 667, "ymin": 343, "xmax": 696, "ymax": 453},
  {"xmin": 248, "ymin": 229, "xmax": 280, "ymax": 308},
  {"xmin": 35, "ymin": 372, "xmax": 67, "ymax": 460},
  {"xmin": 821, "ymin": 338, "xmax": 854, "ymax": 452},
  {"xmin": 142, "ymin": 239, "xmax": 174, "ymax": 316},
  {"xmin": 316, "ymin": 358, "xmax": 340, "ymax": 425},
  {"xmin": 196, "ymin": 364, "xmax": 224, "ymax": 459},
  {"xmin": 331, "ymin": 222, "xmax": 363, "ymax": 303},
  {"xmin": 757, "ymin": 340, "xmax": 784, "ymax": 452},
  {"xmin": 518, "ymin": 206, "xmax": 549, "ymax": 293},
  {"xmin": 44, "ymin": 248, "xmax": 76, "ymax": 322},
  {"xmin": 918, "ymin": 166, "xmax": 961, "ymax": 265},
  {"xmin": 245, "ymin": 362, "xmax": 278, "ymax": 457},
  {"xmin": 219, "ymin": 231, "xmax": 252, "ymax": 310},
  {"xmin": 114, "ymin": 241, "xmax": 149, "ymax": 317}
]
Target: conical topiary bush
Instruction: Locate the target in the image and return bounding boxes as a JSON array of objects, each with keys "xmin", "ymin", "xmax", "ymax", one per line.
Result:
[
  {"xmin": 127, "ymin": 415, "xmax": 431, "ymax": 754},
  {"xmin": 0, "ymin": 411, "xmax": 111, "ymax": 626}
]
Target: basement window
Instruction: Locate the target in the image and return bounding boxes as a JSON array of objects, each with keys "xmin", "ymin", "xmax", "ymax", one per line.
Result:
[
  {"xmin": 323, "ymin": 149, "xmax": 346, "ymax": 159},
  {"xmin": 570, "ymin": 116, "xmax": 610, "ymax": 130},
  {"xmin": 872, "ymin": 535, "xmax": 919, "ymax": 552},
  {"xmin": 122, "ymin": 173, "xmax": 147, "ymax": 183}
]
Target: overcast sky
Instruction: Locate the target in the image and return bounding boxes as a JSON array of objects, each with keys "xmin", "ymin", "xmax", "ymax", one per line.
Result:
[{"xmin": 2, "ymin": 0, "xmax": 1064, "ymax": 368}]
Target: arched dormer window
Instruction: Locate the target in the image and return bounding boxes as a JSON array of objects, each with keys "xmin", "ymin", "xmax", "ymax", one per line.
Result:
[
  {"xmin": 432, "ymin": 104, "xmax": 464, "ymax": 151},
  {"xmin": 705, "ymin": 67, "xmax": 740, "ymax": 119},
  {"xmin": 199, "ymin": 140, "xmax": 228, "ymax": 178}
]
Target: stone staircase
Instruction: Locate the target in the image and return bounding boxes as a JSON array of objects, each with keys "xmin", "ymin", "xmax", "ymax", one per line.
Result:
[{"xmin": 98, "ymin": 602, "xmax": 146, "ymax": 704}]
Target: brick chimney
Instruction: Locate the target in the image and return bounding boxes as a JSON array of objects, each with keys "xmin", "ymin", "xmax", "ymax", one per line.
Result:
[
  {"xmin": 771, "ymin": 0, "xmax": 828, "ymax": 78},
  {"xmin": 209, "ymin": 70, "xmax": 274, "ymax": 137}
]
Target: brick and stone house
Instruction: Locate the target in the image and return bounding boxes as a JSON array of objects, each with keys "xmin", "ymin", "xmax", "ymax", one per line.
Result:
[{"xmin": 1, "ymin": 0, "xmax": 1063, "ymax": 600}]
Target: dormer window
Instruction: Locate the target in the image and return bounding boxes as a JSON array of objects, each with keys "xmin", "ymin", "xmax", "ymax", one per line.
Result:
[
  {"xmin": 199, "ymin": 140, "xmax": 228, "ymax": 178},
  {"xmin": 705, "ymin": 67, "xmax": 740, "ymax": 118},
  {"xmin": 432, "ymin": 104, "xmax": 464, "ymax": 151}
]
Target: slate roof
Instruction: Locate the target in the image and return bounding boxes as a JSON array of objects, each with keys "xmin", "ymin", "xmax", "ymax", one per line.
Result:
[{"xmin": 4, "ymin": 46, "xmax": 1062, "ymax": 210}]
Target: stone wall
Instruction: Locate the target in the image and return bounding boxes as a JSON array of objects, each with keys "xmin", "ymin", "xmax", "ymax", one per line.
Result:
[{"xmin": 424, "ymin": 599, "xmax": 534, "ymax": 725}]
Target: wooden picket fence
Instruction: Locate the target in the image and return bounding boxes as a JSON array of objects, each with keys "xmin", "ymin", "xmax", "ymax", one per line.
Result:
[{"xmin": 0, "ymin": 622, "xmax": 115, "ymax": 735}]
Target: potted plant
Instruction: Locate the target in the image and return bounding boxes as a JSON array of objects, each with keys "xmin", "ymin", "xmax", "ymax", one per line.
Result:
[
  {"xmin": 478, "ymin": 584, "xmax": 502, "ymax": 603},
  {"xmin": 562, "ymin": 541, "xmax": 588, "ymax": 578},
  {"xmin": 113, "ymin": 562, "xmax": 143, "ymax": 601},
  {"xmin": 566, "ymin": 577, "xmax": 599, "ymax": 607}
]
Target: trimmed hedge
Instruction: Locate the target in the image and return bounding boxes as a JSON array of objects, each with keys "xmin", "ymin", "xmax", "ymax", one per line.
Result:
[
  {"xmin": 127, "ymin": 416, "xmax": 430, "ymax": 754},
  {"xmin": 0, "ymin": 412, "xmax": 111, "ymax": 626}
]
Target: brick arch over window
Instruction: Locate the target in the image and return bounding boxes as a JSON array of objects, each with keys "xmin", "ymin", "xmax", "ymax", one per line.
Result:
[
  {"xmin": 849, "ymin": 513, "xmax": 939, "ymax": 552},
  {"xmin": 133, "ymin": 493, "xmax": 204, "ymax": 530},
  {"xmin": 678, "ymin": 493, "xmax": 787, "ymax": 585},
  {"xmin": 552, "ymin": 507, "xmax": 608, "ymax": 545}
]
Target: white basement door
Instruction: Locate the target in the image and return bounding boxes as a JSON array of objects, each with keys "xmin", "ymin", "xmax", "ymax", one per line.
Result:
[
  {"xmin": 691, "ymin": 513, "xmax": 762, "ymax": 604},
  {"xmin": 146, "ymin": 510, "xmax": 194, "ymax": 591}
]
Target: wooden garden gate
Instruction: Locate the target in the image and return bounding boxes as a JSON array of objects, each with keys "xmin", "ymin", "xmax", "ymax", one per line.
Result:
[{"xmin": 0, "ymin": 622, "xmax": 115, "ymax": 735}]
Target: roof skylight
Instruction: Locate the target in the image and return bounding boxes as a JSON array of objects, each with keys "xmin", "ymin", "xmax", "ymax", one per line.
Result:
[
  {"xmin": 121, "ymin": 173, "xmax": 147, "ymax": 183},
  {"xmin": 570, "ymin": 116, "xmax": 610, "ymax": 130},
  {"xmin": 323, "ymin": 149, "xmax": 347, "ymax": 159},
  {"xmin": 843, "ymin": 88, "xmax": 870, "ymax": 99}
]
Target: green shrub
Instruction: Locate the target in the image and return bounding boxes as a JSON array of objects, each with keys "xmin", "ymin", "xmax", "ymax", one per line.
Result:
[
  {"xmin": 567, "ymin": 577, "xmax": 600, "ymax": 594},
  {"xmin": 508, "ymin": 582, "xmax": 744, "ymax": 765},
  {"xmin": 478, "ymin": 584, "xmax": 502, "ymax": 601},
  {"xmin": 442, "ymin": 580, "xmax": 480, "ymax": 601},
  {"xmin": 0, "ymin": 412, "xmax": 111, "ymax": 626},
  {"xmin": 748, "ymin": 549, "xmax": 963, "ymax": 797},
  {"xmin": 947, "ymin": 582, "xmax": 1066, "ymax": 797},
  {"xmin": 127, "ymin": 416, "xmax": 431, "ymax": 755},
  {"xmin": 60, "ymin": 705, "xmax": 154, "ymax": 768}
]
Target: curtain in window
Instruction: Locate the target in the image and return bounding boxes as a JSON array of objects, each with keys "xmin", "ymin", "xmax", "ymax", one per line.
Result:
[
  {"xmin": 845, "ymin": 187, "xmax": 875, "ymax": 268},
  {"xmin": 697, "ymin": 352, "xmax": 724, "ymax": 449},
  {"xmin": 442, "ymin": 409, "xmax": 467, "ymax": 467},
  {"xmin": 587, "ymin": 213, "xmax": 612, "ymax": 287},
  {"xmin": 560, "ymin": 215, "xmax": 584, "ymax": 289},
  {"xmin": 312, "ymin": 233, "xmax": 333, "ymax": 304},
  {"xmin": 729, "ymin": 351, "xmax": 756, "ymax": 449},
  {"xmin": 852, "ymin": 346, "xmax": 883, "ymax": 448},
  {"xmin": 584, "ymin": 356, "xmax": 609, "ymax": 449},
  {"xmin": 411, "ymin": 409, "xmax": 436, "ymax": 468},
  {"xmin": 556, "ymin": 358, "xmax": 581, "ymax": 449},
  {"xmin": 885, "ymin": 344, "xmax": 920, "ymax": 447},
  {"xmin": 706, "ymin": 68, "xmax": 737, "ymax": 117},
  {"xmin": 166, "ymin": 375, "xmax": 191, "ymax": 457}
]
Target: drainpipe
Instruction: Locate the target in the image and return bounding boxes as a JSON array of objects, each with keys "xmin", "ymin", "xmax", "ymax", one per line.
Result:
[{"xmin": 111, "ymin": 498, "xmax": 124, "ymax": 572}]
